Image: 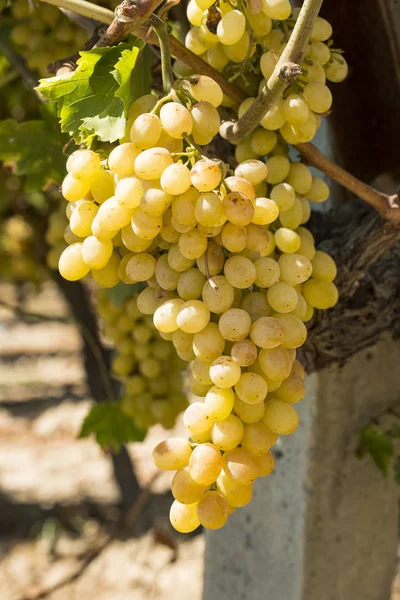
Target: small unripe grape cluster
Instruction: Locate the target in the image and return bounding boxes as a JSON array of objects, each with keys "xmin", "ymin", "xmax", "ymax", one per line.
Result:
[
  {"xmin": 9, "ymin": 0, "xmax": 88, "ymax": 77},
  {"xmin": 184, "ymin": 0, "xmax": 348, "ymax": 146},
  {"xmin": 96, "ymin": 289, "xmax": 187, "ymax": 430},
  {"xmin": 0, "ymin": 214, "xmax": 48, "ymax": 283}
]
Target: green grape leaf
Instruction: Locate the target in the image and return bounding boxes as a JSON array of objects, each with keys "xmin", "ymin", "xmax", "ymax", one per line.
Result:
[
  {"xmin": 358, "ymin": 425, "xmax": 394, "ymax": 475},
  {"xmin": 79, "ymin": 402, "xmax": 146, "ymax": 451},
  {"xmin": 0, "ymin": 118, "xmax": 67, "ymax": 190},
  {"xmin": 37, "ymin": 43, "xmax": 143, "ymax": 146},
  {"xmin": 130, "ymin": 44, "xmax": 153, "ymax": 101}
]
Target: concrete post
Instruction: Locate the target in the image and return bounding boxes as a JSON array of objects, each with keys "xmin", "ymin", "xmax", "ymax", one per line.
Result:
[{"xmin": 203, "ymin": 337, "xmax": 400, "ymax": 600}]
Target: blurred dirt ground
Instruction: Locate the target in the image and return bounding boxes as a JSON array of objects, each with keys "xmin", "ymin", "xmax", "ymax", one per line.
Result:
[
  {"xmin": 0, "ymin": 281, "xmax": 399, "ymax": 600},
  {"xmin": 0, "ymin": 282, "xmax": 204, "ymax": 600}
]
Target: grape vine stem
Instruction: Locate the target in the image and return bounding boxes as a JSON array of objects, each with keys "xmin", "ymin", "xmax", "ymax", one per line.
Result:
[
  {"xmin": 221, "ymin": 0, "xmax": 323, "ymax": 143},
  {"xmin": 147, "ymin": 14, "xmax": 174, "ymax": 93},
  {"xmin": 295, "ymin": 142, "xmax": 400, "ymax": 222},
  {"xmin": 37, "ymin": 0, "xmax": 399, "ymax": 221}
]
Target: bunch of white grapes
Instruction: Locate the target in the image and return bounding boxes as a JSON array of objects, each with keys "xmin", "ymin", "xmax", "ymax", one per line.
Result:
[
  {"xmin": 96, "ymin": 290, "xmax": 187, "ymax": 430},
  {"xmin": 184, "ymin": 0, "xmax": 348, "ymax": 152},
  {"xmin": 10, "ymin": 0, "xmax": 89, "ymax": 76},
  {"xmin": 54, "ymin": 71, "xmax": 339, "ymax": 532}
]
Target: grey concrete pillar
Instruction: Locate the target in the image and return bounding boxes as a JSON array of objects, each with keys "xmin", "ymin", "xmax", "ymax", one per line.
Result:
[{"xmin": 204, "ymin": 337, "xmax": 400, "ymax": 600}]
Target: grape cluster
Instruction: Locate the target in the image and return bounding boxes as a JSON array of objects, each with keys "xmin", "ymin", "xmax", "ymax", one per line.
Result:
[
  {"xmin": 10, "ymin": 0, "xmax": 88, "ymax": 77},
  {"xmin": 185, "ymin": 1, "xmax": 348, "ymax": 151},
  {"xmin": 96, "ymin": 290, "xmax": 187, "ymax": 430},
  {"xmin": 57, "ymin": 82, "xmax": 339, "ymax": 532}
]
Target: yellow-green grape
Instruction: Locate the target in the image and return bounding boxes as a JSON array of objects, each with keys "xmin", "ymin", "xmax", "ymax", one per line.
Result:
[
  {"xmin": 187, "ymin": 0, "xmax": 204, "ymax": 26},
  {"xmin": 193, "ymin": 322, "xmax": 226, "ymax": 361},
  {"xmin": 153, "ymin": 298, "xmax": 184, "ymax": 333},
  {"xmin": 192, "ymin": 358, "xmax": 213, "ymax": 385},
  {"xmin": 283, "ymin": 93, "xmax": 309, "ymax": 125},
  {"xmin": 155, "ymin": 254, "xmax": 180, "ymax": 290},
  {"xmin": 159, "ymin": 102, "xmax": 193, "ymax": 139},
  {"xmin": 223, "ymin": 192, "xmax": 254, "ymax": 226},
  {"xmin": 223, "ymin": 31, "xmax": 252, "ymax": 63},
  {"xmin": 81, "ymin": 236, "xmax": 113, "ymax": 269},
  {"xmin": 207, "ymin": 44, "xmax": 230, "ymax": 71},
  {"xmin": 325, "ymin": 55, "xmax": 349, "ymax": 83},
  {"xmin": 224, "ymin": 255, "xmax": 257, "ymax": 289},
  {"xmin": 261, "ymin": 98, "xmax": 286, "ymax": 131},
  {"xmin": 241, "ymin": 422, "xmax": 278, "ymax": 456},
  {"xmin": 90, "ymin": 169, "xmax": 115, "ymax": 205},
  {"xmin": 275, "ymin": 372, "xmax": 306, "ymax": 403},
  {"xmin": 296, "ymin": 226, "xmax": 316, "ymax": 260},
  {"xmin": 209, "ymin": 356, "xmax": 241, "ymax": 388},
  {"xmin": 129, "ymin": 113, "xmax": 161, "ymax": 149},
  {"xmin": 108, "ymin": 143, "xmax": 141, "ymax": 176},
  {"xmin": 225, "ymin": 175, "xmax": 255, "ymax": 201},
  {"xmin": 233, "ymin": 394, "xmax": 264, "ymax": 424},
  {"xmin": 306, "ymin": 176, "xmax": 330, "ymax": 202},
  {"xmin": 218, "ymin": 308, "xmax": 252, "ymax": 342},
  {"xmin": 221, "ymin": 223, "xmax": 247, "ymax": 253},
  {"xmin": 217, "ymin": 471, "xmax": 253, "ymax": 508},
  {"xmin": 211, "ymin": 414, "xmax": 244, "ymax": 451},
  {"xmin": 202, "ymin": 275, "xmax": 235, "ymax": 314},
  {"xmin": 235, "ymin": 372, "xmax": 268, "ymax": 404},
  {"xmin": 311, "ymin": 250, "xmax": 337, "ymax": 282},
  {"xmin": 191, "ymin": 158, "xmax": 222, "ymax": 192},
  {"xmin": 172, "ymin": 467, "xmax": 206, "ymax": 504},
  {"xmin": 250, "ymin": 316, "xmax": 284, "ymax": 349},
  {"xmin": 275, "ymin": 314, "xmax": 308, "ymax": 349},
  {"xmin": 303, "ymin": 280, "xmax": 339, "ymax": 309},
  {"xmin": 310, "ymin": 16, "xmax": 333, "ymax": 42},
  {"xmin": 134, "ymin": 147, "xmax": 174, "ymax": 179},
  {"xmin": 195, "ymin": 193, "xmax": 224, "ymax": 226},
  {"xmin": 217, "ymin": 9, "xmax": 246, "ymax": 45},
  {"xmin": 185, "ymin": 27, "xmax": 208, "ymax": 55},
  {"xmin": 189, "ymin": 443, "xmax": 223, "ymax": 486},
  {"xmin": 170, "ymin": 500, "xmax": 200, "ymax": 533},
  {"xmin": 262, "ymin": 398, "xmax": 299, "ymax": 434},
  {"xmin": 190, "ymin": 101, "xmax": 221, "ymax": 145},
  {"xmin": 184, "ymin": 402, "xmax": 213, "ymax": 435},
  {"xmin": 258, "ymin": 346, "xmax": 293, "ymax": 381},
  {"xmin": 177, "ymin": 268, "xmax": 207, "ymax": 300},
  {"xmin": 278, "ymin": 254, "xmax": 313, "ymax": 286},
  {"xmin": 256, "ymin": 451, "xmax": 275, "ymax": 476},
  {"xmin": 92, "ymin": 253, "xmax": 120, "ymax": 287},
  {"xmin": 187, "ymin": 75, "xmax": 223, "ymax": 107},
  {"xmin": 266, "ymin": 282, "xmax": 298, "ymax": 314},
  {"xmin": 197, "ymin": 491, "xmax": 229, "ymax": 530},
  {"xmin": 262, "ymin": 0, "xmax": 291, "ymax": 20},
  {"xmin": 254, "ymin": 257, "xmax": 280, "ymax": 289},
  {"xmin": 58, "ymin": 243, "xmax": 90, "ymax": 281},
  {"xmin": 235, "ymin": 160, "xmax": 268, "ymax": 186},
  {"xmin": 279, "ymin": 197, "xmax": 303, "ymax": 229},
  {"xmin": 303, "ymin": 82, "xmax": 333, "ymax": 113},
  {"xmin": 161, "ymin": 163, "xmax": 191, "ymax": 196},
  {"xmin": 286, "ymin": 163, "xmax": 312, "ymax": 195},
  {"xmin": 231, "ymin": 339, "xmax": 258, "ymax": 367},
  {"xmin": 275, "ymin": 228, "xmax": 301, "ymax": 254},
  {"xmin": 178, "ymin": 228, "xmax": 208, "ymax": 259},
  {"xmin": 153, "ymin": 437, "xmax": 192, "ymax": 470},
  {"xmin": 205, "ymin": 386, "xmax": 235, "ymax": 420},
  {"xmin": 222, "ymin": 447, "xmax": 259, "ymax": 485},
  {"xmin": 131, "ymin": 208, "xmax": 162, "ymax": 240},
  {"xmin": 176, "ymin": 299, "xmax": 210, "ymax": 333}
]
